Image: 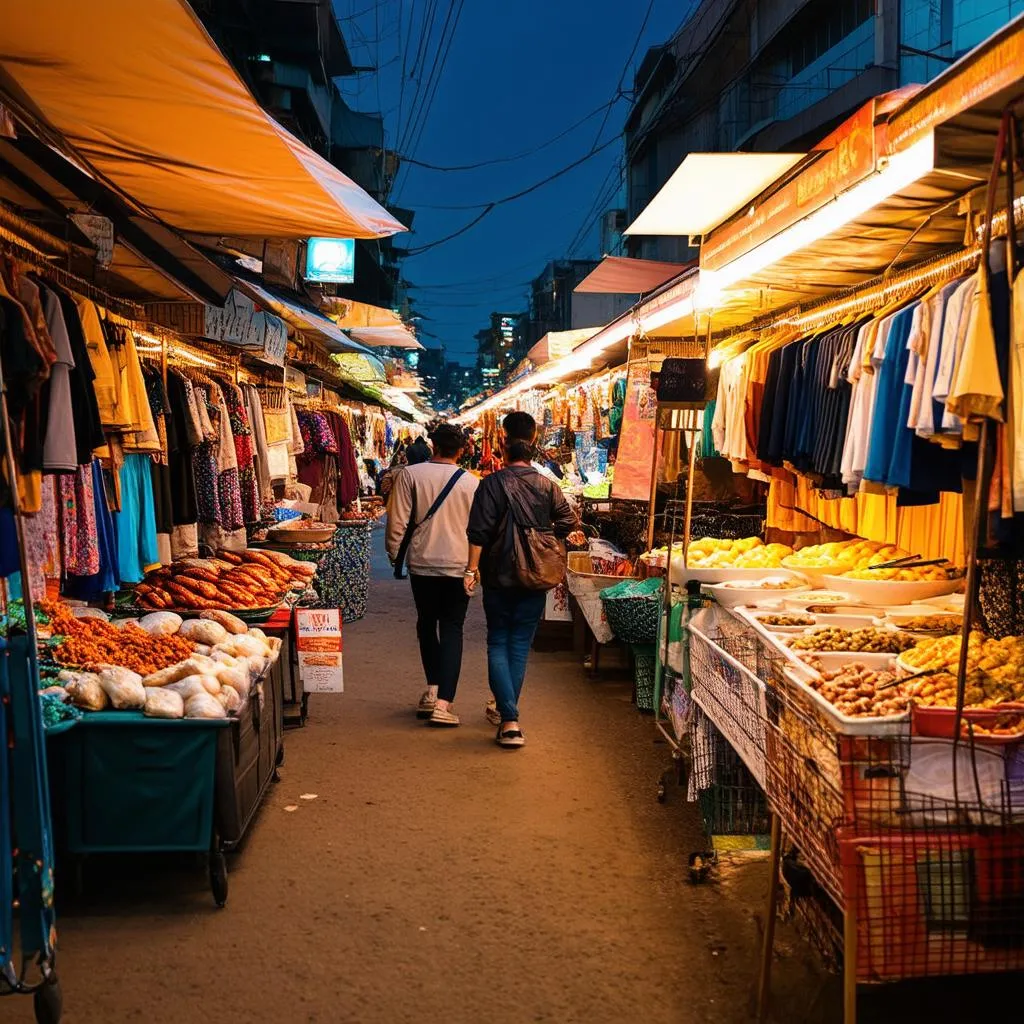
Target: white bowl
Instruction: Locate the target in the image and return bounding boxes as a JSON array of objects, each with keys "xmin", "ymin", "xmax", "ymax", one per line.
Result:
[
  {"xmin": 821, "ymin": 574, "xmax": 965, "ymax": 608},
  {"xmin": 750, "ymin": 612, "xmax": 818, "ymax": 634},
  {"xmin": 782, "ymin": 590, "xmax": 852, "ymax": 610},
  {"xmin": 670, "ymin": 562, "xmax": 806, "ymax": 585},
  {"xmin": 706, "ymin": 579, "xmax": 810, "ymax": 610},
  {"xmin": 813, "ymin": 613, "xmax": 879, "ymax": 629}
]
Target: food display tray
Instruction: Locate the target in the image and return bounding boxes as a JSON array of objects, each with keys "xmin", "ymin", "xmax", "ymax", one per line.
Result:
[
  {"xmin": 781, "ymin": 664, "xmax": 910, "ymax": 736},
  {"xmin": 266, "ymin": 526, "xmax": 335, "ymax": 544}
]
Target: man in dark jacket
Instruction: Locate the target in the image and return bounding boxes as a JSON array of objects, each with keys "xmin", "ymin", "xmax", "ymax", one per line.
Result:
[
  {"xmin": 464, "ymin": 412, "xmax": 584, "ymax": 748},
  {"xmin": 405, "ymin": 436, "xmax": 431, "ymax": 465}
]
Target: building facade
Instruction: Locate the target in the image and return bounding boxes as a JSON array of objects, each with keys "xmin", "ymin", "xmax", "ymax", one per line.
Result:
[
  {"xmin": 526, "ymin": 259, "xmax": 635, "ymax": 348},
  {"xmin": 624, "ymin": 0, "xmax": 1023, "ymax": 261},
  {"xmin": 191, "ymin": 0, "xmax": 406, "ymax": 309}
]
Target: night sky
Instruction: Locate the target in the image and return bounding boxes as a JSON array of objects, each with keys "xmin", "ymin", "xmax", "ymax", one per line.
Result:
[{"xmin": 335, "ymin": 0, "xmax": 689, "ymax": 364}]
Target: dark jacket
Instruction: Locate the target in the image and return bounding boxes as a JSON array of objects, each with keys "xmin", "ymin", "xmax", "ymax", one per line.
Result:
[
  {"xmin": 467, "ymin": 466, "xmax": 578, "ymax": 589},
  {"xmin": 406, "ymin": 438, "xmax": 431, "ymax": 465}
]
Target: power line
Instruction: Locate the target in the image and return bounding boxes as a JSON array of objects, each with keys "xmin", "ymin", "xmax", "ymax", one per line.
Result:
[
  {"xmin": 394, "ymin": 0, "xmax": 467, "ymax": 195},
  {"xmin": 410, "ymin": 133, "xmax": 619, "ymax": 212},
  {"xmin": 399, "ymin": 95, "xmax": 621, "ymax": 172}
]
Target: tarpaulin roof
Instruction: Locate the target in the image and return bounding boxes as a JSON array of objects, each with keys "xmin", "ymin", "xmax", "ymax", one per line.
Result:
[
  {"xmin": 526, "ymin": 328, "xmax": 600, "ymax": 365},
  {"xmin": 574, "ymin": 256, "xmax": 688, "ymax": 295},
  {"xmin": 624, "ymin": 152, "xmax": 806, "ymax": 238},
  {"xmin": 239, "ymin": 280, "xmax": 373, "ymax": 355},
  {"xmin": 0, "ymin": 0, "xmax": 406, "ymax": 240},
  {"xmin": 348, "ymin": 326, "xmax": 423, "ymax": 350},
  {"xmin": 323, "ymin": 297, "xmax": 405, "ymax": 330}
]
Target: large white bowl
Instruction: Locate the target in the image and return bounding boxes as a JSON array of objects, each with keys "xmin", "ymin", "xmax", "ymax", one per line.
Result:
[
  {"xmin": 780, "ymin": 558, "xmax": 849, "ymax": 589},
  {"xmin": 669, "ymin": 561, "xmax": 806, "ymax": 585},
  {"xmin": 705, "ymin": 579, "xmax": 810, "ymax": 610},
  {"xmin": 821, "ymin": 574, "xmax": 965, "ymax": 608}
]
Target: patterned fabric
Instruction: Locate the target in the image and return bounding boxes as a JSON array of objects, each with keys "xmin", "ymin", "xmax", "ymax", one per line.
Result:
[
  {"xmin": 193, "ymin": 440, "xmax": 220, "ymax": 523},
  {"xmin": 978, "ymin": 560, "xmax": 1024, "ymax": 638},
  {"xmin": 297, "ymin": 410, "xmax": 340, "ymax": 455},
  {"xmin": 220, "ymin": 380, "xmax": 259, "ymax": 524},
  {"xmin": 281, "ymin": 522, "xmax": 371, "ymax": 622},
  {"xmin": 22, "ymin": 474, "xmax": 60, "ymax": 597},
  {"xmin": 58, "ymin": 465, "xmax": 99, "ymax": 576}
]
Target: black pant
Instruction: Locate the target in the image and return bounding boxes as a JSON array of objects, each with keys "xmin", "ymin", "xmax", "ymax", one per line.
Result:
[{"xmin": 409, "ymin": 574, "xmax": 470, "ymax": 702}]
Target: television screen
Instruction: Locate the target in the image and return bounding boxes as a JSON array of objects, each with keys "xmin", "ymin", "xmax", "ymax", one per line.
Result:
[{"xmin": 304, "ymin": 237, "xmax": 355, "ymax": 284}]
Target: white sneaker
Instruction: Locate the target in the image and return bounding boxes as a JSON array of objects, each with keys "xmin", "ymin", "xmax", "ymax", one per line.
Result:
[
  {"xmin": 484, "ymin": 700, "xmax": 502, "ymax": 726},
  {"xmin": 429, "ymin": 705, "xmax": 460, "ymax": 727},
  {"xmin": 417, "ymin": 691, "xmax": 437, "ymax": 719}
]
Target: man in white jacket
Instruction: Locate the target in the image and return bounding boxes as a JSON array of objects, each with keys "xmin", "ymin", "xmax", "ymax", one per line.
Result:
[{"xmin": 386, "ymin": 423, "xmax": 479, "ymax": 727}]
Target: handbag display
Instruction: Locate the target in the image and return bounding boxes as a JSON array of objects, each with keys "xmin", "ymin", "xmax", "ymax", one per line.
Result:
[{"xmin": 497, "ymin": 473, "xmax": 567, "ymax": 591}]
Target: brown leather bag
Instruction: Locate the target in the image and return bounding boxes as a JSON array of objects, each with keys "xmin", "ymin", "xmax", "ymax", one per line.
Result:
[{"xmin": 497, "ymin": 474, "xmax": 567, "ymax": 591}]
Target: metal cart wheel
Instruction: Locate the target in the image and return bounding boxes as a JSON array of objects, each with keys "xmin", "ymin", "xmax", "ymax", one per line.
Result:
[
  {"xmin": 209, "ymin": 835, "xmax": 228, "ymax": 908},
  {"xmin": 33, "ymin": 964, "xmax": 62, "ymax": 1024}
]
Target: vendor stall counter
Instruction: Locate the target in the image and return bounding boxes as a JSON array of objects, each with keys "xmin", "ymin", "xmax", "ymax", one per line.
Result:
[{"xmin": 45, "ymin": 659, "xmax": 284, "ymax": 908}]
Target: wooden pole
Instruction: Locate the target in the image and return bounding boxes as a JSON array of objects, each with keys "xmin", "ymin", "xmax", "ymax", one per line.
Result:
[{"xmin": 756, "ymin": 813, "xmax": 782, "ymax": 1023}]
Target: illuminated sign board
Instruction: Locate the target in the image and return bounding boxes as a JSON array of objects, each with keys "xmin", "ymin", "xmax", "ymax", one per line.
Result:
[{"xmin": 304, "ymin": 237, "xmax": 355, "ymax": 284}]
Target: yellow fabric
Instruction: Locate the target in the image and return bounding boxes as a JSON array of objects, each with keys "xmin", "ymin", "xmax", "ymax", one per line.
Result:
[
  {"xmin": 74, "ymin": 298, "xmax": 128, "ymax": 431},
  {"xmin": 948, "ymin": 267, "xmax": 1005, "ymax": 423},
  {"xmin": 118, "ymin": 332, "xmax": 160, "ymax": 453},
  {"xmin": 0, "ymin": 1, "xmax": 405, "ymax": 240},
  {"xmin": 767, "ymin": 474, "xmax": 964, "ymax": 563}
]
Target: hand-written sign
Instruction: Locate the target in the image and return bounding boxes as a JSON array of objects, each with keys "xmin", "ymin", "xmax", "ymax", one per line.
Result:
[{"xmin": 296, "ymin": 608, "xmax": 344, "ymax": 693}]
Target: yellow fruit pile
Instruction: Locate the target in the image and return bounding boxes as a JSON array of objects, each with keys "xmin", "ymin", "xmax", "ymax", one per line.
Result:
[
  {"xmin": 783, "ymin": 539, "xmax": 959, "ymax": 581},
  {"xmin": 783, "ymin": 539, "xmax": 907, "ymax": 571},
  {"xmin": 687, "ymin": 537, "xmax": 793, "ymax": 569}
]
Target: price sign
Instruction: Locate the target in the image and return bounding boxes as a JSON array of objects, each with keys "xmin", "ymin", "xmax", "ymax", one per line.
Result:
[{"xmin": 296, "ymin": 608, "xmax": 344, "ymax": 693}]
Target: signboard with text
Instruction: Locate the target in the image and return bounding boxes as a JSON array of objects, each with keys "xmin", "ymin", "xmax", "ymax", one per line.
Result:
[
  {"xmin": 296, "ymin": 608, "xmax": 344, "ymax": 693},
  {"xmin": 611, "ymin": 358, "xmax": 658, "ymax": 502},
  {"xmin": 700, "ymin": 99, "xmax": 878, "ymax": 272}
]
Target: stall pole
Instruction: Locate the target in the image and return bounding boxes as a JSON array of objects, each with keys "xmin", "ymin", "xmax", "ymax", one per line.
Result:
[
  {"xmin": 843, "ymin": 900, "xmax": 858, "ymax": 1024},
  {"xmin": 756, "ymin": 813, "xmax": 782, "ymax": 1023},
  {"xmin": 646, "ymin": 415, "xmax": 660, "ymax": 551}
]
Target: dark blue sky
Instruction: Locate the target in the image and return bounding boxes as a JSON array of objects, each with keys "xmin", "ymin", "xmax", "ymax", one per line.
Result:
[{"xmin": 336, "ymin": 0, "xmax": 688, "ymax": 364}]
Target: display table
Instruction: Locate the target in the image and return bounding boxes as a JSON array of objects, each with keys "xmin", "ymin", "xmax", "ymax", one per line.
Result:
[{"xmin": 46, "ymin": 659, "xmax": 284, "ymax": 907}]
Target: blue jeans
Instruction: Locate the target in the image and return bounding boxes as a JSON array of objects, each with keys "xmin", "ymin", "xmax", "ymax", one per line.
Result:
[{"xmin": 482, "ymin": 588, "xmax": 547, "ymax": 723}]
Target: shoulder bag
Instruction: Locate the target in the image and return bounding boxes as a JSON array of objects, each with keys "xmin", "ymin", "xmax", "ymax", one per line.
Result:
[
  {"xmin": 393, "ymin": 468, "xmax": 465, "ymax": 579},
  {"xmin": 496, "ymin": 472, "xmax": 567, "ymax": 591}
]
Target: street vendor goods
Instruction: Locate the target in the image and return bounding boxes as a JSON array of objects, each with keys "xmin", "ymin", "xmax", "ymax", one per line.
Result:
[
  {"xmin": 801, "ymin": 662, "xmax": 911, "ymax": 718},
  {"xmin": 898, "ymin": 632, "xmax": 1024, "ymax": 707},
  {"xmin": 688, "ymin": 537, "xmax": 793, "ymax": 569},
  {"xmin": 45, "ymin": 602, "xmax": 197, "ymax": 676},
  {"xmin": 789, "ymin": 627, "xmax": 916, "ymax": 654},
  {"xmin": 134, "ymin": 549, "xmax": 314, "ymax": 611},
  {"xmin": 783, "ymin": 539, "xmax": 908, "ymax": 573}
]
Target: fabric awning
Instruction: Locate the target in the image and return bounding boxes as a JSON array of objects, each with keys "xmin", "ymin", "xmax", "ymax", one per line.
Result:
[
  {"xmin": 574, "ymin": 256, "xmax": 688, "ymax": 294},
  {"xmin": 323, "ymin": 297, "xmax": 405, "ymax": 329},
  {"xmin": 624, "ymin": 152, "xmax": 806, "ymax": 238},
  {"xmin": 526, "ymin": 328, "xmax": 600, "ymax": 366},
  {"xmin": 0, "ymin": 0, "xmax": 406, "ymax": 240},
  {"xmin": 348, "ymin": 326, "xmax": 423, "ymax": 350},
  {"xmin": 238, "ymin": 280, "xmax": 372, "ymax": 355}
]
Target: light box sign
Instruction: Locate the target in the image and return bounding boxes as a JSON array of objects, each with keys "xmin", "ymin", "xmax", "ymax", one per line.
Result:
[{"xmin": 304, "ymin": 237, "xmax": 355, "ymax": 284}]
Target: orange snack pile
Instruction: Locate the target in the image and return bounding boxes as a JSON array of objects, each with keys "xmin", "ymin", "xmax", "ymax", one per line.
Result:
[{"xmin": 43, "ymin": 601, "xmax": 196, "ymax": 675}]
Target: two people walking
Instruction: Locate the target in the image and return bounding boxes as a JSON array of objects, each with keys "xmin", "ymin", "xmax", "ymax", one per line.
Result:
[{"xmin": 385, "ymin": 413, "xmax": 583, "ymax": 747}]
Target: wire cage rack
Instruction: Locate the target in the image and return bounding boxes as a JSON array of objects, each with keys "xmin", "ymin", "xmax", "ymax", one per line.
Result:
[
  {"xmin": 689, "ymin": 706, "xmax": 772, "ymax": 839},
  {"xmin": 687, "ymin": 605, "xmax": 1024, "ymax": 984}
]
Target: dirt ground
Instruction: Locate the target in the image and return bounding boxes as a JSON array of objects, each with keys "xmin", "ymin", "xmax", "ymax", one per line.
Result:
[{"xmin": 10, "ymin": 537, "xmax": 1016, "ymax": 1023}]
